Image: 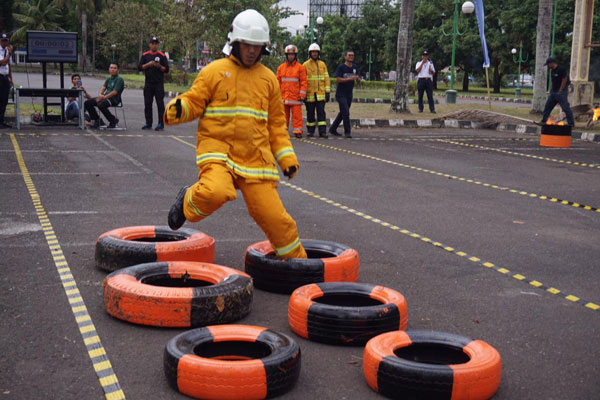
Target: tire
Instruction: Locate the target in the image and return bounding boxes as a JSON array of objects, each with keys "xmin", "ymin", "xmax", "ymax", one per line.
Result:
[
  {"xmin": 103, "ymin": 261, "xmax": 253, "ymax": 327},
  {"xmin": 164, "ymin": 325, "xmax": 301, "ymax": 400},
  {"xmin": 288, "ymin": 282, "xmax": 407, "ymax": 346},
  {"xmin": 363, "ymin": 330, "xmax": 502, "ymax": 400},
  {"xmin": 244, "ymin": 239, "xmax": 359, "ymax": 294},
  {"xmin": 95, "ymin": 225, "xmax": 215, "ymax": 272}
]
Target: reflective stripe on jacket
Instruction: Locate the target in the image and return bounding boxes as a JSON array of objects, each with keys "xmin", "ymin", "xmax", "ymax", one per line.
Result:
[
  {"xmin": 303, "ymin": 59, "xmax": 330, "ymax": 102},
  {"xmin": 173, "ymin": 55, "xmax": 298, "ymax": 182},
  {"xmin": 276, "ymin": 60, "xmax": 308, "ymax": 105}
]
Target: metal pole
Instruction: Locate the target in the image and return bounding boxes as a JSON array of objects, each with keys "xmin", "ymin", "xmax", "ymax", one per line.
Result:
[
  {"xmin": 368, "ymin": 46, "xmax": 372, "ymax": 80},
  {"xmin": 517, "ymin": 42, "xmax": 523, "ymax": 91},
  {"xmin": 450, "ymin": 0, "xmax": 459, "ymax": 90},
  {"xmin": 310, "ymin": 18, "xmax": 315, "ymax": 43}
]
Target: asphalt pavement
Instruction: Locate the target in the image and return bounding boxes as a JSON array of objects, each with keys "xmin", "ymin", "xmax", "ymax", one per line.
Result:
[{"xmin": 1, "ymin": 75, "xmax": 599, "ymax": 400}]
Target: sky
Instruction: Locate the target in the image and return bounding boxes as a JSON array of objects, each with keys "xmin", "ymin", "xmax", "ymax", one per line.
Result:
[{"xmin": 279, "ymin": 0, "xmax": 309, "ymax": 35}]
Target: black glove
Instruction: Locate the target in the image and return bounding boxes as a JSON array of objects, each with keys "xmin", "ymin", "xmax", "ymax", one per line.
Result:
[
  {"xmin": 325, "ymin": 93, "xmax": 330, "ymax": 102},
  {"xmin": 165, "ymin": 99, "xmax": 182, "ymax": 123},
  {"xmin": 283, "ymin": 166, "xmax": 297, "ymax": 179}
]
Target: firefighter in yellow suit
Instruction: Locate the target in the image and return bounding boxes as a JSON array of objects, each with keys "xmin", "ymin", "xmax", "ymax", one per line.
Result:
[
  {"xmin": 164, "ymin": 9, "xmax": 307, "ymax": 259},
  {"xmin": 303, "ymin": 43, "xmax": 330, "ymax": 137}
]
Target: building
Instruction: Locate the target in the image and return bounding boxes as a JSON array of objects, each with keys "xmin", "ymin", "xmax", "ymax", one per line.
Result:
[{"xmin": 309, "ymin": 0, "xmax": 365, "ymax": 20}]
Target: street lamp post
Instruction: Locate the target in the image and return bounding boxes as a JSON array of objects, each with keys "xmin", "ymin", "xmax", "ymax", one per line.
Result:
[
  {"xmin": 441, "ymin": 0, "xmax": 474, "ymax": 104},
  {"xmin": 111, "ymin": 44, "xmax": 116, "ymax": 63},
  {"xmin": 367, "ymin": 46, "xmax": 373, "ymax": 80},
  {"xmin": 511, "ymin": 42, "xmax": 528, "ymax": 97},
  {"xmin": 299, "ymin": 16, "xmax": 323, "ymax": 43}
]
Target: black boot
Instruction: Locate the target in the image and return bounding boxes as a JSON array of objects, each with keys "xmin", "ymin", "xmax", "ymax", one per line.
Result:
[{"xmin": 168, "ymin": 186, "xmax": 189, "ymax": 230}]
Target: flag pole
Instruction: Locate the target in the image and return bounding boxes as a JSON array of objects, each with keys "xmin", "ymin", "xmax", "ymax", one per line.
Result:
[{"xmin": 485, "ymin": 67, "xmax": 491, "ymax": 110}]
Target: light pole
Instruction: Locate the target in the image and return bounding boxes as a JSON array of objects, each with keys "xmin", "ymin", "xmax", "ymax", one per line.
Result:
[
  {"xmin": 299, "ymin": 16, "xmax": 323, "ymax": 43},
  {"xmin": 111, "ymin": 44, "xmax": 116, "ymax": 63},
  {"xmin": 441, "ymin": 0, "xmax": 474, "ymax": 103},
  {"xmin": 511, "ymin": 42, "xmax": 528, "ymax": 97},
  {"xmin": 367, "ymin": 46, "xmax": 373, "ymax": 80}
]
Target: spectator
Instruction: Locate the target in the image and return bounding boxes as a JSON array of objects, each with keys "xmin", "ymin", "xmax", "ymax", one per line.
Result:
[
  {"xmin": 65, "ymin": 73, "xmax": 91, "ymax": 120},
  {"xmin": 139, "ymin": 36, "xmax": 169, "ymax": 131},
  {"xmin": 0, "ymin": 33, "xmax": 13, "ymax": 129},
  {"xmin": 330, "ymin": 50, "xmax": 360, "ymax": 138},
  {"xmin": 540, "ymin": 57, "xmax": 574, "ymax": 126},
  {"xmin": 415, "ymin": 50, "xmax": 436, "ymax": 114},
  {"xmin": 303, "ymin": 43, "xmax": 330, "ymax": 138},
  {"xmin": 276, "ymin": 44, "xmax": 307, "ymax": 138},
  {"xmin": 84, "ymin": 63, "xmax": 124, "ymax": 129}
]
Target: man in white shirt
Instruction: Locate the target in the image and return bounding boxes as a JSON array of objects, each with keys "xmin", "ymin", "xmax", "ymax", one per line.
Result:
[
  {"xmin": 0, "ymin": 33, "xmax": 13, "ymax": 128},
  {"xmin": 415, "ymin": 50, "xmax": 436, "ymax": 114}
]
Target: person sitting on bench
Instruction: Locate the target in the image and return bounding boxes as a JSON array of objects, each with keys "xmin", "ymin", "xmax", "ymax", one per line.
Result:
[
  {"xmin": 65, "ymin": 73, "xmax": 91, "ymax": 120},
  {"xmin": 84, "ymin": 63, "xmax": 124, "ymax": 129}
]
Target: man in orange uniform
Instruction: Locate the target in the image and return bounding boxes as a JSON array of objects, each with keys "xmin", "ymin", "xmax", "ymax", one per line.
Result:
[
  {"xmin": 276, "ymin": 45, "xmax": 307, "ymax": 138},
  {"xmin": 163, "ymin": 9, "xmax": 307, "ymax": 259}
]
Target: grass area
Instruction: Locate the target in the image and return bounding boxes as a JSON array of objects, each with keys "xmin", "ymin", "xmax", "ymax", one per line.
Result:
[
  {"xmin": 90, "ymin": 72, "xmax": 196, "ymax": 94},
  {"xmin": 5, "ymin": 103, "xmax": 60, "ymax": 117},
  {"xmin": 325, "ymin": 101, "xmax": 600, "ymax": 132},
  {"xmin": 342, "ymin": 84, "xmax": 533, "ymax": 100}
]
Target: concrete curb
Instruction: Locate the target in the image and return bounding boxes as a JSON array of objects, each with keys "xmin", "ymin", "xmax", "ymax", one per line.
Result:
[
  {"xmin": 308, "ymin": 117, "xmax": 600, "ymax": 143},
  {"xmin": 437, "ymin": 94, "xmax": 532, "ymax": 104}
]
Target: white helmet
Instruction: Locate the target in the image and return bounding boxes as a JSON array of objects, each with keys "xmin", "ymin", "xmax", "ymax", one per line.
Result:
[
  {"xmin": 285, "ymin": 44, "xmax": 297, "ymax": 54},
  {"xmin": 308, "ymin": 43, "xmax": 320, "ymax": 53},
  {"xmin": 223, "ymin": 9, "xmax": 270, "ymax": 55}
]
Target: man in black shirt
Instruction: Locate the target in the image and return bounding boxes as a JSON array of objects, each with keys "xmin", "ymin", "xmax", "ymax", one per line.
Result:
[
  {"xmin": 139, "ymin": 36, "xmax": 169, "ymax": 131},
  {"xmin": 541, "ymin": 57, "xmax": 574, "ymax": 126},
  {"xmin": 330, "ymin": 50, "xmax": 360, "ymax": 138}
]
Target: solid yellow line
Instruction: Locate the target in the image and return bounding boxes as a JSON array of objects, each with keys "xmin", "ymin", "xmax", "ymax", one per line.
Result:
[{"xmin": 9, "ymin": 134, "xmax": 126, "ymax": 399}]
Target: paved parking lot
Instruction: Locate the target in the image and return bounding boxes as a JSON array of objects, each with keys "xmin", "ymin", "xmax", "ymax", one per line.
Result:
[{"xmin": 1, "ymin": 92, "xmax": 599, "ymax": 399}]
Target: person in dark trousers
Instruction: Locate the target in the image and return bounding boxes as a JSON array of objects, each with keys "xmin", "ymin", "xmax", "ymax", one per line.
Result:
[
  {"xmin": 303, "ymin": 43, "xmax": 330, "ymax": 138},
  {"xmin": 139, "ymin": 36, "xmax": 169, "ymax": 131},
  {"xmin": 330, "ymin": 50, "xmax": 360, "ymax": 138},
  {"xmin": 84, "ymin": 63, "xmax": 124, "ymax": 129},
  {"xmin": 0, "ymin": 33, "xmax": 13, "ymax": 129},
  {"xmin": 540, "ymin": 57, "xmax": 574, "ymax": 126},
  {"xmin": 415, "ymin": 50, "xmax": 435, "ymax": 113}
]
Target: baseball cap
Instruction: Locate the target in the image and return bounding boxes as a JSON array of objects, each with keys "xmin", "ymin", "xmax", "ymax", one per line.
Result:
[
  {"xmin": 544, "ymin": 57, "xmax": 557, "ymax": 66},
  {"xmin": 0, "ymin": 33, "xmax": 9, "ymax": 40},
  {"xmin": 422, "ymin": 50, "xmax": 428, "ymax": 56},
  {"xmin": 150, "ymin": 36, "xmax": 159, "ymax": 43}
]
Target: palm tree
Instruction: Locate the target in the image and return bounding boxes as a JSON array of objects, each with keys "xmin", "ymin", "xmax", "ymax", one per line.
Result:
[
  {"xmin": 55, "ymin": 0, "xmax": 95, "ymax": 71},
  {"xmin": 12, "ymin": 0, "xmax": 63, "ymax": 43},
  {"xmin": 530, "ymin": 0, "xmax": 553, "ymax": 114},
  {"xmin": 391, "ymin": 0, "xmax": 415, "ymax": 113}
]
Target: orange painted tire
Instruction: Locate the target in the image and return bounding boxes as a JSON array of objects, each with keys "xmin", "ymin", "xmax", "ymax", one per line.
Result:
[
  {"xmin": 103, "ymin": 262, "xmax": 253, "ymax": 327},
  {"xmin": 244, "ymin": 239, "xmax": 360, "ymax": 294},
  {"xmin": 164, "ymin": 325, "xmax": 301, "ymax": 400},
  {"xmin": 95, "ymin": 225, "xmax": 215, "ymax": 272},
  {"xmin": 288, "ymin": 282, "xmax": 407, "ymax": 346},
  {"xmin": 363, "ymin": 330, "xmax": 502, "ymax": 400}
]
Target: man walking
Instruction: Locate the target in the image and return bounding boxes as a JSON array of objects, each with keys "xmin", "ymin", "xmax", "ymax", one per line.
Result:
[
  {"xmin": 276, "ymin": 44, "xmax": 307, "ymax": 138},
  {"xmin": 330, "ymin": 50, "xmax": 360, "ymax": 138},
  {"xmin": 164, "ymin": 9, "xmax": 307, "ymax": 259},
  {"xmin": 303, "ymin": 43, "xmax": 330, "ymax": 138},
  {"xmin": 540, "ymin": 57, "xmax": 574, "ymax": 126},
  {"xmin": 0, "ymin": 33, "xmax": 13, "ymax": 129},
  {"xmin": 84, "ymin": 63, "xmax": 124, "ymax": 129},
  {"xmin": 415, "ymin": 50, "xmax": 435, "ymax": 114},
  {"xmin": 139, "ymin": 36, "xmax": 169, "ymax": 131}
]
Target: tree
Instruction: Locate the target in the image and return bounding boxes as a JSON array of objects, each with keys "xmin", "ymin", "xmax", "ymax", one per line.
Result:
[
  {"xmin": 95, "ymin": 1, "xmax": 152, "ymax": 67},
  {"xmin": 391, "ymin": 0, "xmax": 415, "ymax": 113},
  {"xmin": 531, "ymin": 0, "xmax": 553, "ymax": 114},
  {"xmin": 12, "ymin": 0, "xmax": 63, "ymax": 43},
  {"xmin": 0, "ymin": 0, "xmax": 15, "ymax": 34}
]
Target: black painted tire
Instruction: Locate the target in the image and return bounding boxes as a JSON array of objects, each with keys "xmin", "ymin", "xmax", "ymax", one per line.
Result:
[
  {"xmin": 164, "ymin": 325, "xmax": 301, "ymax": 399},
  {"xmin": 103, "ymin": 261, "xmax": 253, "ymax": 327},
  {"xmin": 289, "ymin": 282, "xmax": 407, "ymax": 345},
  {"xmin": 244, "ymin": 239, "xmax": 359, "ymax": 294},
  {"xmin": 363, "ymin": 330, "xmax": 502, "ymax": 400},
  {"xmin": 95, "ymin": 225, "xmax": 215, "ymax": 272}
]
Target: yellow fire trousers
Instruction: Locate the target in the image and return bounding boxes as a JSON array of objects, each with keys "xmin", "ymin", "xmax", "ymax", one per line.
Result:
[{"xmin": 183, "ymin": 163, "xmax": 307, "ymax": 259}]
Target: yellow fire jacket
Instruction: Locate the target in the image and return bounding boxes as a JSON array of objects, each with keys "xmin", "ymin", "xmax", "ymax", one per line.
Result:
[
  {"xmin": 303, "ymin": 58, "xmax": 330, "ymax": 102},
  {"xmin": 165, "ymin": 55, "xmax": 299, "ymax": 182}
]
